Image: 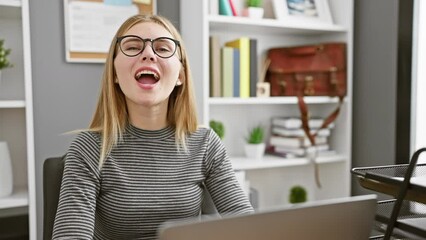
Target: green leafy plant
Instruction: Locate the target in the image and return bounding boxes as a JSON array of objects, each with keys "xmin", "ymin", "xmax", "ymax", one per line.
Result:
[
  {"xmin": 247, "ymin": 0, "xmax": 262, "ymax": 7},
  {"xmin": 0, "ymin": 39, "xmax": 13, "ymax": 70},
  {"xmin": 245, "ymin": 125, "xmax": 265, "ymax": 144},
  {"xmin": 210, "ymin": 120, "xmax": 225, "ymax": 140},
  {"xmin": 289, "ymin": 185, "xmax": 307, "ymax": 204}
]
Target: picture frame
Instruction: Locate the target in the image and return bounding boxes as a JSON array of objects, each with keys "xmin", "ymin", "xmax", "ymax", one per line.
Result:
[
  {"xmin": 272, "ymin": 0, "xmax": 333, "ymax": 25},
  {"xmin": 63, "ymin": 0, "xmax": 156, "ymax": 63}
]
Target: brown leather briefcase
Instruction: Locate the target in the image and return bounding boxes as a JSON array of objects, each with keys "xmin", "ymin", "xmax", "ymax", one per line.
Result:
[{"xmin": 265, "ymin": 42, "xmax": 347, "ymax": 97}]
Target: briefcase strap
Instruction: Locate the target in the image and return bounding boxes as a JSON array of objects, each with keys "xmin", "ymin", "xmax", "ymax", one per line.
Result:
[{"xmin": 297, "ymin": 94, "xmax": 344, "ymax": 188}]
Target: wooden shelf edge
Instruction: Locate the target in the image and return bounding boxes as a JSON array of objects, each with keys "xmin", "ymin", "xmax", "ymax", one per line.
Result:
[
  {"xmin": 208, "ymin": 15, "xmax": 347, "ymax": 33},
  {"xmin": 231, "ymin": 154, "xmax": 346, "ymax": 171},
  {"xmin": 209, "ymin": 96, "xmax": 346, "ymax": 105},
  {"xmin": 0, "ymin": 188, "xmax": 29, "ymax": 209},
  {"xmin": 0, "ymin": 100, "xmax": 26, "ymax": 108},
  {"xmin": 0, "ymin": 0, "xmax": 21, "ymax": 7}
]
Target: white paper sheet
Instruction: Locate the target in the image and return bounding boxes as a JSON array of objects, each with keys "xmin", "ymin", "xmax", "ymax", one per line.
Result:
[{"xmin": 68, "ymin": 1, "xmax": 138, "ymax": 53}]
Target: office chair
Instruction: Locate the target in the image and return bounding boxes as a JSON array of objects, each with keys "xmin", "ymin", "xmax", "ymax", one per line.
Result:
[{"xmin": 43, "ymin": 156, "xmax": 218, "ymax": 240}]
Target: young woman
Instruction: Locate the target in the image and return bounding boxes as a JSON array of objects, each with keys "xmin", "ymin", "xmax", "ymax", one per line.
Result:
[{"xmin": 52, "ymin": 14, "xmax": 253, "ymax": 240}]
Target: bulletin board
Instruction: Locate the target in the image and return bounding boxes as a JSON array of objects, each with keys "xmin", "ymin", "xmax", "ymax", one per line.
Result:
[{"xmin": 64, "ymin": 0, "xmax": 156, "ymax": 63}]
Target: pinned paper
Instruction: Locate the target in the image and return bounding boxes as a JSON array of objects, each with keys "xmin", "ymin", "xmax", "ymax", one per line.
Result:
[
  {"xmin": 133, "ymin": 0, "xmax": 151, "ymax": 4},
  {"xmin": 104, "ymin": 0, "xmax": 132, "ymax": 5}
]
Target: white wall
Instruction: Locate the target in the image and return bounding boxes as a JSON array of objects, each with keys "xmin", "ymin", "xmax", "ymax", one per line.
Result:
[{"xmin": 411, "ymin": 0, "xmax": 426, "ymax": 163}]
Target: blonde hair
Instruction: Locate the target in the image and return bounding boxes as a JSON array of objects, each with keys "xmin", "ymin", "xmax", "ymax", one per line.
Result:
[{"xmin": 89, "ymin": 15, "xmax": 198, "ymax": 167}]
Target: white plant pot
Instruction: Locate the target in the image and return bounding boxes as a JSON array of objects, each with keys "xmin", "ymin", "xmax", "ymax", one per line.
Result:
[
  {"xmin": 0, "ymin": 142, "xmax": 13, "ymax": 198},
  {"xmin": 242, "ymin": 7, "xmax": 264, "ymax": 19},
  {"xmin": 244, "ymin": 143, "xmax": 266, "ymax": 160}
]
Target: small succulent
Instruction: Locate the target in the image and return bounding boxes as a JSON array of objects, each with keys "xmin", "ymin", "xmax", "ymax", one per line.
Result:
[
  {"xmin": 289, "ymin": 185, "xmax": 307, "ymax": 204},
  {"xmin": 245, "ymin": 125, "xmax": 265, "ymax": 144},
  {"xmin": 210, "ymin": 120, "xmax": 225, "ymax": 140},
  {"xmin": 0, "ymin": 39, "xmax": 13, "ymax": 70},
  {"xmin": 247, "ymin": 0, "xmax": 263, "ymax": 7}
]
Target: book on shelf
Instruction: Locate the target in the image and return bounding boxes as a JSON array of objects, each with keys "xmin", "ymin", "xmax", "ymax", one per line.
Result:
[
  {"xmin": 272, "ymin": 126, "xmax": 331, "ymax": 137},
  {"xmin": 273, "ymin": 144, "xmax": 332, "ymax": 157},
  {"xmin": 219, "ymin": 0, "xmax": 233, "ymax": 16},
  {"xmin": 232, "ymin": 48, "xmax": 240, "ymax": 97},
  {"xmin": 221, "ymin": 46, "xmax": 234, "ymax": 97},
  {"xmin": 228, "ymin": 0, "xmax": 237, "ymax": 16},
  {"xmin": 249, "ymin": 38, "xmax": 258, "ymax": 97},
  {"xmin": 225, "ymin": 37, "xmax": 250, "ymax": 98},
  {"xmin": 265, "ymin": 146, "xmax": 297, "ymax": 158},
  {"xmin": 269, "ymin": 135, "xmax": 328, "ymax": 148},
  {"xmin": 209, "ymin": 36, "xmax": 221, "ymax": 97},
  {"xmin": 209, "ymin": 0, "xmax": 219, "ymax": 15},
  {"xmin": 272, "ymin": 117, "xmax": 335, "ymax": 130}
]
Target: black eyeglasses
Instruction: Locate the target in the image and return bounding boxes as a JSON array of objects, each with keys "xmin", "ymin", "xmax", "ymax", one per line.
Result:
[{"xmin": 117, "ymin": 35, "xmax": 181, "ymax": 59}]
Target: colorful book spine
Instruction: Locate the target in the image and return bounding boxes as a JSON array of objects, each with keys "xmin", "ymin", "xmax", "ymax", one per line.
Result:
[
  {"xmin": 233, "ymin": 48, "xmax": 240, "ymax": 97},
  {"xmin": 221, "ymin": 47, "xmax": 234, "ymax": 97},
  {"xmin": 249, "ymin": 38, "xmax": 258, "ymax": 97},
  {"xmin": 228, "ymin": 0, "xmax": 238, "ymax": 16},
  {"xmin": 219, "ymin": 0, "xmax": 233, "ymax": 16},
  {"xmin": 225, "ymin": 37, "xmax": 250, "ymax": 98},
  {"xmin": 209, "ymin": 36, "xmax": 221, "ymax": 97}
]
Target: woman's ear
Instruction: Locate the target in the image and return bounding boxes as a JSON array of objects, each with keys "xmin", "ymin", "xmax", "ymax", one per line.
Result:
[{"xmin": 177, "ymin": 68, "xmax": 185, "ymax": 86}]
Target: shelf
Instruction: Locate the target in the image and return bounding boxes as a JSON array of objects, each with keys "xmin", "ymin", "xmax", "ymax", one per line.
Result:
[
  {"xmin": 208, "ymin": 15, "xmax": 347, "ymax": 35},
  {"xmin": 0, "ymin": 100, "xmax": 25, "ymax": 108},
  {"xmin": 0, "ymin": 188, "xmax": 28, "ymax": 209},
  {"xmin": 0, "ymin": 0, "xmax": 21, "ymax": 7},
  {"xmin": 231, "ymin": 154, "xmax": 346, "ymax": 171},
  {"xmin": 209, "ymin": 96, "xmax": 344, "ymax": 105}
]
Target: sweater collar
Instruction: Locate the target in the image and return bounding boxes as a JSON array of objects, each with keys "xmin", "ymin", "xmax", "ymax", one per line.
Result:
[{"xmin": 125, "ymin": 123, "xmax": 175, "ymax": 140}]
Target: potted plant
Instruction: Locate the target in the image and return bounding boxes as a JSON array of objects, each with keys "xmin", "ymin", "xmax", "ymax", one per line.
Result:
[
  {"xmin": 0, "ymin": 39, "xmax": 13, "ymax": 84},
  {"xmin": 289, "ymin": 185, "xmax": 308, "ymax": 204},
  {"xmin": 244, "ymin": 125, "xmax": 266, "ymax": 159},
  {"xmin": 242, "ymin": 0, "xmax": 264, "ymax": 19},
  {"xmin": 210, "ymin": 120, "xmax": 225, "ymax": 140}
]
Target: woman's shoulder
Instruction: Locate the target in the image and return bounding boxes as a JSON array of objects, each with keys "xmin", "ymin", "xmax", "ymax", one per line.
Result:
[
  {"xmin": 69, "ymin": 130, "xmax": 101, "ymax": 150},
  {"xmin": 191, "ymin": 125, "xmax": 215, "ymax": 138},
  {"xmin": 188, "ymin": 125, "xmax": 222, "ymax": 145}
]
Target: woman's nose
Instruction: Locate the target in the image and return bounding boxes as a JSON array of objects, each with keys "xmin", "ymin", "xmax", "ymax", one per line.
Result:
[{"xmin": 140, "ymin": 43, "xmax": 156, "ymax": 61}]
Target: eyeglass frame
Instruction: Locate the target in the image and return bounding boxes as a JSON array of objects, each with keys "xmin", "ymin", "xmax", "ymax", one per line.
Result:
[{"xmin": 116, "ymin": 35, "xmax": 182, "ymax": 61}]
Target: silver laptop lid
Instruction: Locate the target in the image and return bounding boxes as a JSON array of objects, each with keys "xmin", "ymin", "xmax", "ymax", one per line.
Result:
[{"xmin": 158, "ymin": 194, "xmax": 377, "ymax": 240}]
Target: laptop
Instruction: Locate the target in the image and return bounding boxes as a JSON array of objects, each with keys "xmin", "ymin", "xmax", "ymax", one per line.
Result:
[{"xmin": 158, "ymin": 194, "xmax": 377, "ymax": 240}]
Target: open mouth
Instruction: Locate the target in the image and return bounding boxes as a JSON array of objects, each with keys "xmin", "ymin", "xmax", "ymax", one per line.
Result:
[{"xmin": 134, "ymin": 70, "xmax": 159, "ymax": 84}]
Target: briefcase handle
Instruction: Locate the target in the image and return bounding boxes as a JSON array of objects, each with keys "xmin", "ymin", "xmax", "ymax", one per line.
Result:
[{"xmin": 297, "ymin": 93, "xmax": 344, "ymax": 188}]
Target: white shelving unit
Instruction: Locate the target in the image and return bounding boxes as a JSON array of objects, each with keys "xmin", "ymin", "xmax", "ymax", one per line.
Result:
[
  {"xmin": 0, "ymin": 0, "xmax": 35, "ymax": 238},
  {"xmin": 181, "ymin": 0, "xmax": 353, "ymax": 209}
]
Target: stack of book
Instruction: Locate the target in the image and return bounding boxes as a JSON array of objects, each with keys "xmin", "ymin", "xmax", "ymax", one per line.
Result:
[{"xmin": 267, "ymin": 117, "xmax": 336, "ymax": 158}]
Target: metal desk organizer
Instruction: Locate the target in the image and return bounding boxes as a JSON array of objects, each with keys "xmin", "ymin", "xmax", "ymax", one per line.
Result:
[{"xmin": 351, "ymin": 148, "xmax": 426, "ymax": 240}]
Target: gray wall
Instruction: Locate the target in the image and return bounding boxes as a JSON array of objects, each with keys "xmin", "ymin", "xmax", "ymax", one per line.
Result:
[
  {"xmin": 352, "ymin": 0, "xmax": 399, "ymax": 195},
  {"xmin": 29, "ymin": 1, "xmax": 179, "ymax": 239}
]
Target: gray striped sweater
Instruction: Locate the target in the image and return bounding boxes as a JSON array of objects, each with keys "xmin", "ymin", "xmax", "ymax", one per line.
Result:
[{"xmin": 52, "ymin": 125, "xmax": 253, "ymax": 239}]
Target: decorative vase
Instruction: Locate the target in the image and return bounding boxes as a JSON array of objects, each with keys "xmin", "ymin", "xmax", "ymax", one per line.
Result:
[
  {"xmin": 242, "ymin": 7, "xmax": 264, "ymax": 19},
  {"xmin": 0, "ymin": 142, "xmax": 13, "ymax": 198},
  {"xmin": 244, "ymin": 143, "xmax": 266, "ymax": 160}
]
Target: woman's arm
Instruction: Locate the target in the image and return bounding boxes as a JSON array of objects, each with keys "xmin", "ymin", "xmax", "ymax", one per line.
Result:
[
  {"xmin": 52, "ymin": 132, "xmax": 101, "ymax": 239},
  {"xmin": 203, "ymin": 130, "xmax": 254, "ymax": 215}
]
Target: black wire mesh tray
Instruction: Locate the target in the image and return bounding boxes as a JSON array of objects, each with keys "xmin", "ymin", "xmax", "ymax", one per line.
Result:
[
  {"xmin": 351, "ymin": 163, "xmax": 426, "ymax": 204},
  {"xmin": 373, "ymin": 199, "xmax": 426, "ymax": 239}
]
